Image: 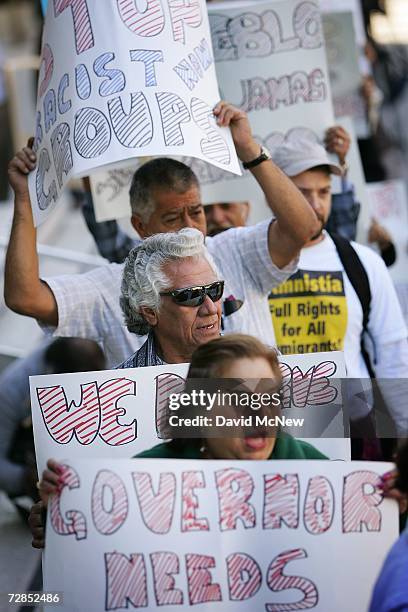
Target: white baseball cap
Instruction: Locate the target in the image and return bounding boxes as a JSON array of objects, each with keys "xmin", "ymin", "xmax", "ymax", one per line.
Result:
[{"xmin": 272, "ymin": 138, "xmax": 343, "ymax": 177}]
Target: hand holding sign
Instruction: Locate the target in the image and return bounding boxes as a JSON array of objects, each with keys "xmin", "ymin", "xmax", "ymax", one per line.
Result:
[
  {"xmin": 30, "ymin": 0, "xmax": 241, "ymax": 225},
  {"xmin": 8, "ymin": 140, "xmax": 36, "ymax": 201},
  {"xmin": 41, "ymin": 458, "xmax": 398, "ymax": 611},
  {"xmin": 213, "ymin": 101, "xmax": 259, "ymax": 162}
]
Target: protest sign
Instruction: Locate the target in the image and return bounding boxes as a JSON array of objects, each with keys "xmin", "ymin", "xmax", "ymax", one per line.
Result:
[
  {"xmin": 319, "ymin": 0, "xmax": 366, "ymax": 47},
  {"xmin": 29, "ymin": 0, "xmax": 240, "ymax": 226},
  {"xmin": 90, "ymin": 160, "xmax": 140, "ymax": 222},
  {"xmin": 30, "ymin": 351, "xmax": 348, "ymax": 474},
  {"xmin": 188, "ymin": 0, "xmax": 335, "ymax": 223},
  {"xmin": 90, "ymin": 0, "xmax": 337, "ymax": 224},
  {"xmin": 322, "ymin": 12, "xmax": 368, "ymax": 138},
  {"xmin": 43, "ymin": 457, "xmax": 398, "ymax": 611},
  {"xmin": 367, "ymin": 180, "xmax": 408, "ymax": 323},
  {"xmin": 367, "ymin": 180, "xmax": 408, "ymax": 284}
]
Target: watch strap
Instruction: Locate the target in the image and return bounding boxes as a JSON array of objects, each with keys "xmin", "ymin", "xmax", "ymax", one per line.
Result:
[{"xmin": 242, "ymin": 146, "xmax": 270, "ymax": 170}]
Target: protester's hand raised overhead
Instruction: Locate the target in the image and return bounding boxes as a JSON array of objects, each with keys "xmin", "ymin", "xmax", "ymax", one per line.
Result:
[
  {"xmin": 213, "ymin": 101, "xmax": 259, "ymax": 163},
  {"xmin": 325, "ymin": 126, "xmax": 351, "ymax": 169},
  {"xmin": 5, "ymin": 141, "xmax": 58, "ymax": 325},
  {"xmin": 7, "ymin": 138, "xmax": 36, "ymax": 200}
]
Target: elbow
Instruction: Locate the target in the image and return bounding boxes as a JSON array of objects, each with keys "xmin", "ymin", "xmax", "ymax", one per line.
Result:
[
  {"xmin": 296, "ymin": 214, "xmax": 321, "ymax": 246},
  {"xmin": 4, "ymin": 287, "xmax": 37, "ymax": 317},
  {"xmin": 4, "ymin": 287, "xmax": 18, "ymax": 313}
]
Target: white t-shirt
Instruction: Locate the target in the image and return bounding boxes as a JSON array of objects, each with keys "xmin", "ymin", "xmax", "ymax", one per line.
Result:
[
  {"xmin": 43, "ymin": 221, "xmax": 297, "ymax": 367},
  {"xmin": 269, "ymin": 232, "xmax": 408, "ymax": 378}
]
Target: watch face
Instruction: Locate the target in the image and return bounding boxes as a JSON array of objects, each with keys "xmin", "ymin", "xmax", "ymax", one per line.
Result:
[{"xmin": 262, "ymin": 146, "xmax": 272, "ymax": 160}]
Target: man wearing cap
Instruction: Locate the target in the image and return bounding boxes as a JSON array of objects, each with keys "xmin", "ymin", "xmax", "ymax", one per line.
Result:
[{"xmin": 270, "ymin": 138, "xmax": 408, "ymax": 434}]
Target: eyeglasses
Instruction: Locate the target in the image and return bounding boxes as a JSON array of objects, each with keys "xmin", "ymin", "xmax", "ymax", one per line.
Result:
[{"xmin": 160, "ymin": 280, "xmax": 224, "ymax": 307}]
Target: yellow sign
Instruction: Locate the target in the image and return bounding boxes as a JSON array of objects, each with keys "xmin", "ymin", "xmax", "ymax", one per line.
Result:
[{"xmin": 269, "ymin": 270, "xmax": 348, "ymax": 355}]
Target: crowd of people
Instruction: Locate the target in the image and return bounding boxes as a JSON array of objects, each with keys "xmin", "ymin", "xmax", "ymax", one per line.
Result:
[
  {"xmin": 1, "ymin": 1, "xmax": 408, "ymax": 610},
  {"xmin": 3, "ymin": 98, "xmax": 408, "ymax": 610}
]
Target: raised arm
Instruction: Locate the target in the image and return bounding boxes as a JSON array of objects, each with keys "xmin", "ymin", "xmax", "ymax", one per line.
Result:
[
  {"xmin": 5, "ymin": 144, "xmax": 58, "ymax": 326},
  {"xmin": 213, "ymin": 102, "xmax": 320, "ymax": 268}
]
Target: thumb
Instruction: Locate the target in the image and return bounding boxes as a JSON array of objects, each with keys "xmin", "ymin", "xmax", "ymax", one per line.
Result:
[{"xmin": 27, "ymin": 136, "xmax": 35, "ymax": 149}]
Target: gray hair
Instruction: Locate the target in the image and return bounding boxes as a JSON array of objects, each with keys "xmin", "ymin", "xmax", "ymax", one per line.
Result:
[
  {"xmin": 129, "ymin": 157, "xmax": 199, "ymax": 221},
  {"xmin": 121, "ymin": 228, "xmax": 219, "ymax": 335}
]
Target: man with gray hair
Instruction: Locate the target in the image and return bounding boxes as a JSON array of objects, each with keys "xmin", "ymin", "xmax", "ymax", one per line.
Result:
[{"xmin": 118, "ymin": 228, "xmax": 223, "ymax": 367}]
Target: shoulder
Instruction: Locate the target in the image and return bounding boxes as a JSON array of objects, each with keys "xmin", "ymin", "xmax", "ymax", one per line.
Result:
[
  {"xmin": 273, "ymin": 434, "xmax": 328, "ymax": 459},
  {"xmin": 115, "ymin": 352, "xmax": 138, "ymax": 369},
  {"xmin": 207, "ymin": 220, "xmax": 270, "ymax": 250},
  {"xmin": 134, "ymin": 442, "xmax": 181, "ymax": 459},
  {"xmin": 350, "ymin": 241, "xmax": 393, "ymax": 288},
  {"xmin": 350, "ymin": 241, "xmax": 385, "ymax": 267},
  {"xmin": 80, "ymin": 262, "xmax": 124, "ymax": 287},
  {"xmin": 370, "ymin": 532, "xmax": 408, "ymax": 611}
]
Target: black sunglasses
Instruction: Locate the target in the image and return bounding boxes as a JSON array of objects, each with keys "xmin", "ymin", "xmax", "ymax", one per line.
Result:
[{"xmin": 160, "ymin": 280, "xmax": 224, "ymax": 307}]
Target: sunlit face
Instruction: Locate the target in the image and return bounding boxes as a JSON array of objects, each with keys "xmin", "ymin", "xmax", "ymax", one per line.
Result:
[
  {"xmin": 204, "ymin": 357, "xmax": 281, "ymax": 461},
  {"xmin": 290, "ymin": 169, "xmax": 332, "ymax": 244},
  {"xmin": 204, "ymin": 201, "xmax": 249, "ymax": 236},
  {"xmin": 131, "ymin": 186, "xmax": 207, "ymax": 237},
  {"xmin": 144, "ymin": 257, "xmax": 222, "ymax": 362}
]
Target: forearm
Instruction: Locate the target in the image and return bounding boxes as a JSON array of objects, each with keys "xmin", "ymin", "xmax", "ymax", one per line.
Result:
[
  {"xmin": 4, "ymin": 195, "xmax": 54, "ymax": 320},
  {"xmin": 5, "ymin": 195, "xmax": 37, "ymax": 306},
  {"xmin": 249, "ymin": 160, "xmax": 319, "ymax": 245}
]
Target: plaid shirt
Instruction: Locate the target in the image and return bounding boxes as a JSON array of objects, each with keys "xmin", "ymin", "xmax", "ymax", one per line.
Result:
[{"xmin": 116, "ymin": 332, "xmax": 165, "ymax": 368}]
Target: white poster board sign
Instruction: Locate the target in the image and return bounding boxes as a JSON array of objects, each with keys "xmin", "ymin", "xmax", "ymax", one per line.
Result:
[
  {"xmin": 29, "ymin": 0, "xmax": 240, "ymax": 226},
  {"xmin": 319, "ymin": 0, "xmax": 366, "ymax": 47},
  {"xmin": 91, "ymin": 0, "xmax": 337, "ymax": 223},
  {"xmin": 367, "ymin": 180, "xmax": 408, "ymax": 284},
  {"xmin": 43, "ymin": 457, "xmax": 398, "ymax": 611},
  {"xmin": 195, "ymin": 0, "xmax": 336, "ymax": 222},
  {"xmin": 322, "ymin": 12, "xmax": 368, "ymax": 138},
  {"xmin": 30, "ymin": 352, "xmax": 348, "ymax": 474},
  {"xmin": 367, "ymin": 180, "xmax": 408, "ymax": 324},
  {"xmin": 90, "ymin": 160, "xmax": 139, "ymax": 222}
]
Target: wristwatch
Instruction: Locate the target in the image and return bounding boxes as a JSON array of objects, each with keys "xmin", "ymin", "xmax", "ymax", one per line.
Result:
[{"xmin": 242, "ymin": 145, "xmax": 272, "ymax": 170}]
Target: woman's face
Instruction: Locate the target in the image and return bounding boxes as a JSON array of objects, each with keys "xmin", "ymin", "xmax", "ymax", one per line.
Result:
[{"xmin": 204, "ymin": 356, "xmax": 281, "ymax": 461}]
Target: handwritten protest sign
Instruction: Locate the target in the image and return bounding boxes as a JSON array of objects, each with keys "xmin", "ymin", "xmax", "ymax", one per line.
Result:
[
  {"xmin": 29, "ymin": 0, "xmax": 240, "ymax": 226},
  {"xmin": 367, "ymin": 180, "xmax": 408, "ymax": 284},
  {"xmin": 367, "ymin": 180, "xmax": 408, "ymax": 324},
  {"xmin": 43, "ymin": 457, "xmax": 398, "ymax": 611},
  {"xmin": 30, "ymin": 351, "xmax": 348, "ymax": 474},
  {"xmin": 322, "ymin": 12, "xmax": 368, "ymax": 138},
  {"xmin": 319, "ymin": 0, "xmax": 366, "ymax": 47},
  {"xmin": 90, "ymin": 0, "xmax": 336, "ymax": 223},
  {"xmin": 90, "ymin": 159, "xmax": 141, "ymax": 222},
  {"xmin": 189, "ymin": 0, "xmax": 335, "ymax": 222}
]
